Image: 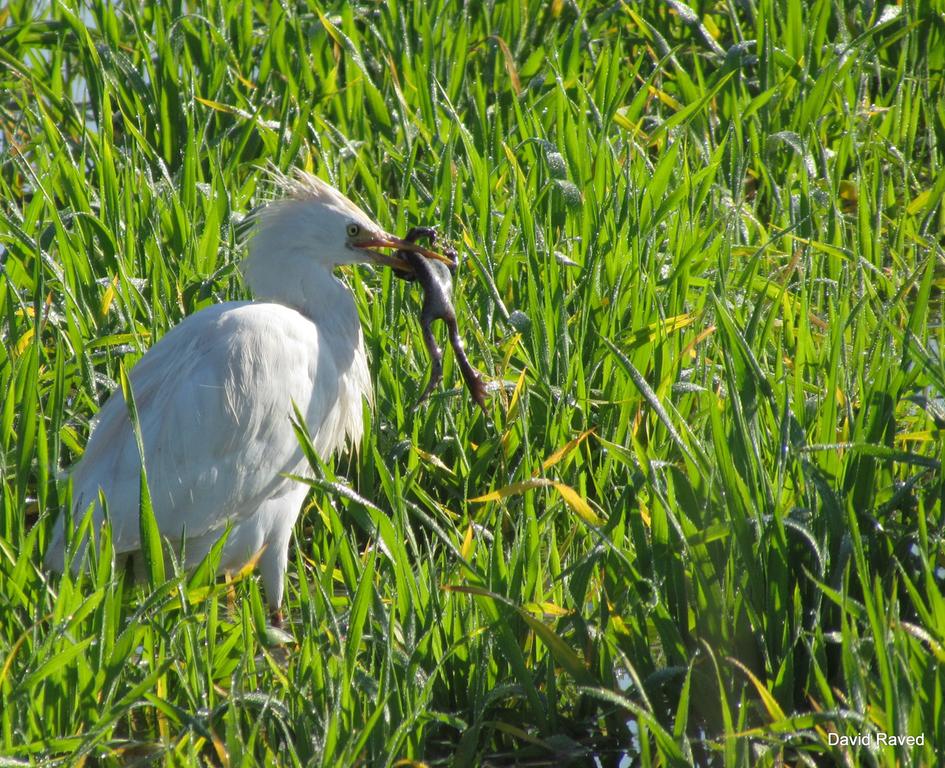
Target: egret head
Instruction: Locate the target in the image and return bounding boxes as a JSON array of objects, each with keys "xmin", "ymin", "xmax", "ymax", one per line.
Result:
[{"xmin": 242, "ymin": 170, "xmax": 448, "ymax": 279}]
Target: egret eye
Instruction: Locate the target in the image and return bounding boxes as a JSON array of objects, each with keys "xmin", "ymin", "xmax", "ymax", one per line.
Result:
[{"xmin": 346, "ymin": 223, "xmax": 361, "ymax": 238}]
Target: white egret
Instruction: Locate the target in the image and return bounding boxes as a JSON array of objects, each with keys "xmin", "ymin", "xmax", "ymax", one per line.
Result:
[{"xmin": 45, "ymin": 170, "xmax": 446, "ymax": 622}]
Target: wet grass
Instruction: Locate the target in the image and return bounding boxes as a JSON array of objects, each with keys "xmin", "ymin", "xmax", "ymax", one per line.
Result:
[{"xmin": 1, "ymin": 0, "xmax": 944, "ymax": 765}]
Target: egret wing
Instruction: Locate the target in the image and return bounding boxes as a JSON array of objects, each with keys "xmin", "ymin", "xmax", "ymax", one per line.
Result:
[{"xmin": 48, "ymin": 301, "xmax": 352, "ymax": 565}]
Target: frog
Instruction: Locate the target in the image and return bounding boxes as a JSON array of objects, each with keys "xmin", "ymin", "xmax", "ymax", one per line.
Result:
[{"xmin": 395, "ymin": 226, "xmax": 487, "ymax": 412}]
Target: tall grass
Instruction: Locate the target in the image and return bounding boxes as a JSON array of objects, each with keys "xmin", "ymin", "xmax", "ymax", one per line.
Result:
[{"xmin": 1, "ymin": 0, "xmax": 943, "ymax": 764}]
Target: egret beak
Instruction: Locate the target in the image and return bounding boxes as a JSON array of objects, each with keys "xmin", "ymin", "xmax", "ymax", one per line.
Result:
[{"xmin": 356, "ymin": 234, "xmax": 454, "ymax": 273}]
